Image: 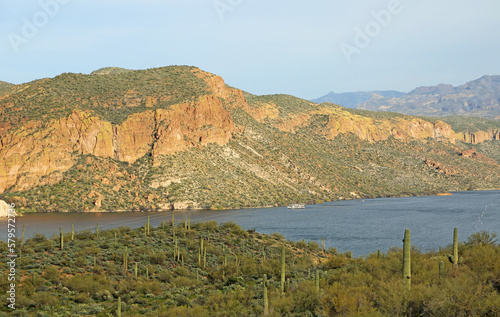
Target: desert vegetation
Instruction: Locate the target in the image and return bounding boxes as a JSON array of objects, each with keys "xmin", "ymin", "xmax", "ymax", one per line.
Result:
[{"xmin": 0, "ymin": 221, "xmax": 498, "ymax": 316}]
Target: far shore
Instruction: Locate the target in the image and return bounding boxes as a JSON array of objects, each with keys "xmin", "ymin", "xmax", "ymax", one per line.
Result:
[{"xmin": 3, "ymin": 188, "xmax": 500, "ymax": 214}]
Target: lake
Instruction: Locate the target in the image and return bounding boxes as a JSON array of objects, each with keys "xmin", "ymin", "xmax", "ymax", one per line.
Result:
[{"xmin": 2, "ymin": 190, "xmax": 499, "ymax": 256}]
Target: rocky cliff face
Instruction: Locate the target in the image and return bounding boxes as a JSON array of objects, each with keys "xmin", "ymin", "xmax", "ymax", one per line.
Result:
[
  {"xmin": 456, "ymin": 130, "xmax": 500, "ymax": 144},
  {"xmin": 0, "ymin": 72, "xmax": 241, "ymax": 194},
  {"xmin": 244, "ymin": 104, "xmax": 462, "ymax": 143},
  {"xmin": 316, "ymin": 108, "xmax": 456, "ymax": 143}
]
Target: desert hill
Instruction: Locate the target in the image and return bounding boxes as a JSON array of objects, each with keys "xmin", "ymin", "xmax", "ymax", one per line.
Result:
[{"xmin": 0, "ymin": 66, "xmax": 499, "ymax": 212}]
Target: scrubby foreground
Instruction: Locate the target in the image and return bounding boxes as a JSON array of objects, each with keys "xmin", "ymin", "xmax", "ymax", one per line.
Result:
[{"xmin": 1, "ymin": 220, "xmax": 499, "ymax": 316}]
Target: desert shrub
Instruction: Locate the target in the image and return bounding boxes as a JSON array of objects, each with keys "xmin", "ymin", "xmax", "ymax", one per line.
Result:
[
  {"xmin": 156, "ymin": 270, "xmax": 173, "ymax": 283},
  {"xmin": 466, "ymin": 231, "xmax": 498, "ymax": 246},
  {"xmin": 43, "ymin": 265, "xmax": 60, "ymax": 284},
  {"xmin": 64, "ymin": 274, "xmax": 111, "ymax": 294},
  {"xmin": 171, "ymin": 276, "xmax": 199, "ymax": 288}
]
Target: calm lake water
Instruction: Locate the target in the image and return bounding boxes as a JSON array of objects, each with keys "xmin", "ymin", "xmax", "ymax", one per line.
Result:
[{"xmin": 2, "ymin": 190, "xmax": 499, "ymax": 256}]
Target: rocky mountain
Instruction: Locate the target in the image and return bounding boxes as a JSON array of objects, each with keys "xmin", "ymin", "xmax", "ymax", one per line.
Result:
[
  {"xmin": 357, "ymin": 75, "xmax": 500, "ymax": 119},
  {"xmin": 0, "ymin": 67, "xmax": 499, "ymax": 212},
  {"xmin": 311, "ymin": 90, "xmax": 404, "ymax": 108}
]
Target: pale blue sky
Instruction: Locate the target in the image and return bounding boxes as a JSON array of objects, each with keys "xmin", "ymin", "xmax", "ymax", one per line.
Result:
[{"xmin": 2, "ymin": 0, "xmax": 500, "ymax": 99}]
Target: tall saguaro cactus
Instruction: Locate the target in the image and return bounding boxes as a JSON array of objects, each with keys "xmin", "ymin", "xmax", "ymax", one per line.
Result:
[
  {"xmin": 117, "ymin": 297, "xmax": 121, "ymax": 317},
  {"xmin": 280, "ymin": 246, "xmax": 286, "ymax": 295},
  {"xmin": 60, "ymin": 227, "xmax": 64, "ymax": 250},
  {"xmin": 448, "ymin": 227, "xmax": 459, "ymax": 268},
  {"xmin": 315, "ymin": 270, "xmax": 320, "ymax": 293},
  {"xmin": 123, "ymin": 247, "xmax": 128, "ymax": 274},
  {"xmin": 147, "ymin": 215, "xmax": 150, "ymax": 236},
  {"xmin": 263, "ymin": 274, "xmax": 269, "ymax": 316},
  {"xmin": 403, "ymin": 228, "xmax": 411, "ymax": 291}
]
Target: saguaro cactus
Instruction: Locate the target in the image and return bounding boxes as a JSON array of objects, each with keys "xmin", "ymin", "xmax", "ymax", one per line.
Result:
[
  {"xmin": 117, "ymin": 297, "xmax": 121, "ymax": 317},
  {"xmin": 123, "ymin": 247, "xmax": 128, "ymax": 274},
  {"xmin": 147, "ymin": 215, "xmax": 150, "ymax": 235},
  {"xmin": 204, "ymin": 247, "xmax": 207, "ymax": 269},
  {"xmin": 263, "ymin": 274, "xmax": 269, "ymax": 316},
  {"xmin": 71, "ymin": 224, "xmax": 74, "ymax": 241},
  {"xmin": 439, "ymin": 261, "xmax": 445, "ymax": 279},
  {"xmin": 60, "ymin": 227, "xmax": 64, "ymax": 250},
  {"xmin": 281, "ymin": 246, "xmax": 286, "ymax": 295},
  {"xmin": 96, "ymin": 223, "xmax": 99, "ymax": 240},
  {"xmin": 448, "ymin": 227, "xmax": 459, "ymax": 268},
  {"xmin": 403, "ymin": 228, "xmax": 411, "ymax": 291},
  {"xmin": 315, "ymin": 270, "xmax": 320, "ymax": 293}
]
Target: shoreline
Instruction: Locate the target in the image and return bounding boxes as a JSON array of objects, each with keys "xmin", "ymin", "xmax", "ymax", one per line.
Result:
[{"xmin": 5, "ymin": 188, "xmax": 500, "ymax": 215}]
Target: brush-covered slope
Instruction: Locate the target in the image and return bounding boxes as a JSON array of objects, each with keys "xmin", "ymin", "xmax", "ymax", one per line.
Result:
[
  {"xmin": 2, "ymin": 222, "xmax": 499, "ymax": 315},
  {"xmin": 0, "ymin": 67, "xmax": 499, "ymax": 212},
  {"xmin": 0, "ymin": 81, "xmax": 13, "ymax": 95}
]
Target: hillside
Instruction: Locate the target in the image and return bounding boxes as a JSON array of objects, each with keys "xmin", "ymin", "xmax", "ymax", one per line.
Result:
[
  {"xmin": 1, "ymin": 222, "xmax": 498, "ymax": 315},
  {"xmin": 0, "ymin": 67, "xmax": 500, "ymax": 212},
  {"xmin": 357, "ymin": 75, "xmax": 500, "ymax": 119},
  {"xmin": 311, "ymin": 90, "xmax": 404, "ymax": 108},
  {"xmin": 0, "ymin": 81, "xmax": 13, "ymax": 95}
]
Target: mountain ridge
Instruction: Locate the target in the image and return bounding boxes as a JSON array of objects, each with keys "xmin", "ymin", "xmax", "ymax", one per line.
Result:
[
  {"xmin": 311, "ymin": 90, "xmax": 405, "ymax": 108},
  {"xmin": 357, "ymin": 75, "xmax": 500, "ymax": 119}
]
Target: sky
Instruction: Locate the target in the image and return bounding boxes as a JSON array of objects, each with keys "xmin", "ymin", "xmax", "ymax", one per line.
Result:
[{"xmin": 2, "ymin": 0, "xmax": 500, "ymax": 100}]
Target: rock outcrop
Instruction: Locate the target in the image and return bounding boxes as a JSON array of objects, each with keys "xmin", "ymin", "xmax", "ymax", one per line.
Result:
[
  {"xmin": 0, "ymin": 200, "xmax": 14, "ymax": 217},
  {"xmin": 456, "ymin": 130, "xmax": 500, "ymax": 144}
]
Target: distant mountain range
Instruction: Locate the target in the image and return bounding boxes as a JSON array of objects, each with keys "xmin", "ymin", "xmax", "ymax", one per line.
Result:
[
  {"xmin": 311, "ymin": 90, "xmax": 405, "ymax": 108},
  {"xmin": 313, "ymin": 76, "xmax": 500, "ymax": 119}
]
